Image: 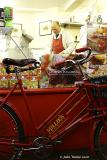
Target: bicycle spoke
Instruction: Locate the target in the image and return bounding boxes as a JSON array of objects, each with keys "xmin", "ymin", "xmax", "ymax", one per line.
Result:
[{"xmin": 0, "ymin": 104, "xmax": 25, "ymax": 159}]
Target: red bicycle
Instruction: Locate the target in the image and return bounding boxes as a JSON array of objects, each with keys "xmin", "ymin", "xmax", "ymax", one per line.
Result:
[{"xmin": 0, "ymin": 47, "xmax": 107, "ymax": 160}]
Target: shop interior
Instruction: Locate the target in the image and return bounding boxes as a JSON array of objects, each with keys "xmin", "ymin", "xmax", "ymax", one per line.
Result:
[
  {"xmin": 0, "ymin": 0, "xmax": 107, "ymax": 89},
  {"xmin": 0, "ymin": 1, "xmax": 107, "ymax": 160}
]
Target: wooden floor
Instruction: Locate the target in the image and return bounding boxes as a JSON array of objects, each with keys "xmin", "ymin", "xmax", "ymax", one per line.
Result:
[
  {"xmin": 0, "ymin": 150, "xmax": 98, "ymax": 160},
  {"xmin": 21, "ymin": 151, "xmax": 96, "ymax": 160}
]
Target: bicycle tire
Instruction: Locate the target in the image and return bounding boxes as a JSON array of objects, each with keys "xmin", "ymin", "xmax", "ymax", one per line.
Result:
[
  {"xmin": 94, "ymin": 121, "xmax": 107, "ymax": 160},
  {"xmin": 0, "ymin": 103, "xmax": 25, "ymax": 160}
]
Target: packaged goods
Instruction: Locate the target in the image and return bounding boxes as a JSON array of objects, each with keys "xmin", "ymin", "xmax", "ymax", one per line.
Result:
[
  {"xmin": 9, "ymin": 76, "xmax": 17, "ymax": 88},
  {"xmin": 29, "ymin": 76, "xmax": 38, "ymax": 89},
  {"xmin": 0, "ymin": 76, "xmax": 8, "ymax": 88}
]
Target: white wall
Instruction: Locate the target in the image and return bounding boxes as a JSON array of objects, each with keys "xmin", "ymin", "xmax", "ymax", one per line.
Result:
[
  {"xmin": 13, "ymin": 10, "xmax": 37, "ymax": 47},
  {"xmin": 13, "ymin": 9, "xmax": 81, "ymax": 49}
]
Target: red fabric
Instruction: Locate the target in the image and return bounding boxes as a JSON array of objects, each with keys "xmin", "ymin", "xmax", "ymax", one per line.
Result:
[{"xmin": 52, "ymin": 34, "xmax": 64, "ymax": 54}]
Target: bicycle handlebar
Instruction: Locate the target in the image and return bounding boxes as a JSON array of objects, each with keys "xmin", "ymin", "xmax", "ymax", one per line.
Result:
[
  {"xmin": 75, "ymin": 47, "xmax": 92, "ymax": 65},
  {"xmin": 52, "ymin": 47, "xmax": 92, "ymax": 68},
  {"xmin": 75, "ymin": 47, "xmax": 91, "ymax": 53}
]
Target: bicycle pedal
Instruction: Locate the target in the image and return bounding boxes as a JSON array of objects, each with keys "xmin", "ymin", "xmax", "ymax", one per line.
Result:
[
  {"xmin": 10, "ymin": 152, "xmax": 22, "ymax": 160},
  {"xmin": 11, "ymin": 148, "xmax": 23, "ymax": 160},
  {"xmin": 17, "ymin": 151, "xmax": 23, "ymax": 159},
  {"xmin": 53, "ymin": 140, "xmax": 62, "ymax": 144}
]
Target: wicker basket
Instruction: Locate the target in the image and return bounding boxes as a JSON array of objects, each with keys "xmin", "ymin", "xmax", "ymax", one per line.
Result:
[{"xmin": 48, "ymin": 61, "xmax": 82, "ymax": 85}]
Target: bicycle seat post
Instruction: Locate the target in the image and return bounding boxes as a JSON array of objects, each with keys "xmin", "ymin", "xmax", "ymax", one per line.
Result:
[{"xmin": 15, "ymin": 67, "xmax": 22, "ymax": 84}]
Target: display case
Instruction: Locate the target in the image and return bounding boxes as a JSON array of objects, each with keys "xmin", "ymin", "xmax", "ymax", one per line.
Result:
[{"xmin": 87, "ymin": 24, "xmax": 107, "ymax": 78}]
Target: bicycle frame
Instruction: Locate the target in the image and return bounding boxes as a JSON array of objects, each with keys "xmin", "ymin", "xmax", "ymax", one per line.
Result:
[
  {"xmin": 37, "ymin": 82, "xmax": 107, "ymax": 151},
  {"xmin": 0, "ymin": 75, "xmax": 107, "ymax": 152}
]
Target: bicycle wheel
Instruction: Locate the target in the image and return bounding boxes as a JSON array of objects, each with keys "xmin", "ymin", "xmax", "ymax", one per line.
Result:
[
  {"xmin": 94, "ymin": 121, "xmax": 107, "ymax": 160},
  {"xmin": 0, "ymin": 103, "xmax": 25, "ymax": 160}
]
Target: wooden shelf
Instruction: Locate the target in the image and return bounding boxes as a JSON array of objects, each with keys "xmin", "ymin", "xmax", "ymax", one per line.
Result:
[{"xmin": 61, "ymin": 23, "xmax": 84, "ymax": 28}]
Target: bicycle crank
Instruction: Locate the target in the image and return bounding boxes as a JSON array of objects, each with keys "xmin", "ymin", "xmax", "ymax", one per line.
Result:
[
  {"xmin": 32, "ymin": 136, "xmax": 54, "ymax": 160},
  {"xmin": 10, "ymin": 147, "xmax": 23, "ymax": 160},
  {"xmin": 10, "ymin": 137, "xmax": 61, "ymax": 160}
]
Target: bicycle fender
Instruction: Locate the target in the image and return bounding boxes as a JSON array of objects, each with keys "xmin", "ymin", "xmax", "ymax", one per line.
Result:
[{"xmin": 88, "ymin": 121, "xmax": 97, "ymax": 156}]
